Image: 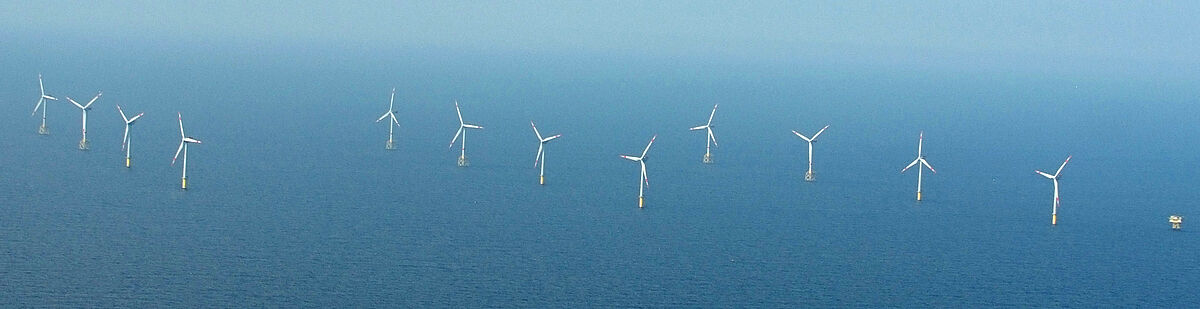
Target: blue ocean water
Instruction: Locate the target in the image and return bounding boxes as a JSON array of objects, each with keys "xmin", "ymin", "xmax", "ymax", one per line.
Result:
[{"xmin": 1, "ymin": 44, "xmax": 1198, "ymax": 307}]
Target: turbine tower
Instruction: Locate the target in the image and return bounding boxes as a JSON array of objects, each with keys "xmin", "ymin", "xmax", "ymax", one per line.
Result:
[
  {"xmin": 1036, "ymin": 156, "xmax": 1071, "ymax": 225},
  {"xmin": 688, "ymin": 104, "xmax": 718, "ymax": 163},
  {"xmin": 172, "ymin": 113, "xmax": 203, "ymax": 190},
  {"xmin": 901, "ymin": 131, "xmax": 937, "ymax": 201},
  {"xmin": 620, "ymin": 135, "xmax": 656, "ymax": 208},
  {"xmin": 792, "ymin": 125, "xmax": 829, "ymax": 181},
  {"xmin": 531, "ymin": 121, "xmax": 562, "ymax": 185},
  {"xmin": 31, "ymin": 74, "xmax": 59, "ymax": 135},
  {"xmin": 66, "ymin": 92, "xmax": 102, "ymax": 150},
  {"xmin": 116, "ymin": 105, "xmax": 144, "ymax": 168},
  {"xmin": 448, "ymin": 101, "xmax": 483, "ymax": 166},
  {"xmin": 374, "ymin": 88, "xmax": 401, "ymax": 150}
]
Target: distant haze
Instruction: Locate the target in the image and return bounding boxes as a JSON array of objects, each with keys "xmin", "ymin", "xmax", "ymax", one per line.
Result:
[{"xmin": 3, "ymin": 1, "xmax": 1198, "ymax": 80}]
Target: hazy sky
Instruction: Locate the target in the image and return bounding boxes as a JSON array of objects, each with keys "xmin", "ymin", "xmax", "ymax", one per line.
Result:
[{"xmin": 3, "ymin": 1, "xmax": 1197, "ymax": 79}]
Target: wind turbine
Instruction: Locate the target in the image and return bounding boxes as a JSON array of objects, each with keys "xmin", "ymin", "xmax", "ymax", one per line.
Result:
[
  {"xmin": 900, "ymin": 131, "xmax": 937, "ymax": 201},
  {"xmin": 116, "ymin": 105, "xmax": 144, "ymax": 168},
  {"xmin": 688, "ymin": 104, "xmax": 718, "ymax": 163},
  {"xmin": 620, "ymin": 135, "xmax": 656, "ymax": 208},
  {"xmin": 448, "ymin": 101, "xmax": 483, "ymax": 166},
  {"xmin": 66, "ymin": 92, "xmax": 102, "ymax": 150},
  {"xmin": 1036, "ymin": 156, "xmax": 1071, "ymax": 225},
  {"xmin": 172, "ymin": 113, "xmax": 203, "ymax": 190},
  {"xmin": 374, "ymin": 88, "xmax": 401, "ymax": 150},
  {"xmin": 31, "ymin": 74, "xmax": 59, "ymax": 135},
  {"xmin": 531, "ymin": 121, "xmax": 562, "ymax": 185},
  {"xmin": 792, "ymin": 125, "xmax": 829, "ymax": 181}
]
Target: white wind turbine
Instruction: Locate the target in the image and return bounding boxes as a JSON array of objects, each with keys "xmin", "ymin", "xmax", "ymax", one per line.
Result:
[
  {"xmin": 116, "ymin": 105, "xmax": 144, "ymax": 168},
  {"xmin": 688, "ymin": 104, "xmax": 718, "ymax": 163},
  {"xmin": 1036, "ymin": 156, "xmax": 1071, "ymax": 225},
  {"xmin": 374, "ymin": 88, "xmax": 401, "ymax": 150},
  {"xmin": 66, "ymin": 92, "xmax": 102, "ymax": 150},
  {"xmin": 900, "ymin": 131, "xmax": 937, "ymax": 201},
  {"xmin": 620, "ymin": 135, "xmax": 656, "ymax": 208},
  {"xmin": 31, "ymin": 74, "xmax": 59, "ymax": 135},
  {"xmin": 448, "ymin": 101, "xmax": 483, "ymax": 166},
  {"xmin": 530, "ymin": 121, "xmax": 562, "ymax": 185},
  {"xmin": 792, "ymin": 125, "xmax": 829, "ymax": 181},
  {"xmin": 172, "ymin": 113, "xmax": 203, "ymax": 190}
]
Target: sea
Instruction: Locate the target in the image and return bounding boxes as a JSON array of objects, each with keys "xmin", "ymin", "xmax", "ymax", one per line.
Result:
[{"xmin": 1, "ymin": 41, "xmax": 1198, "ymax": 307}]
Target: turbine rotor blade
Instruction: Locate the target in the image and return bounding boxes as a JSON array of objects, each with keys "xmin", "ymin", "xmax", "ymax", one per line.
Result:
[
  {"xmin": 531, "ymin": 121, "xmax": 542, "ymax": 140},
  {"xmin": 178, "ymin": 113, "xmax": 185, "ymax": 138},
  {"xmin": 689, "ymin": 125, "xmax": 708, "ymax": 131},
  {"xmin": 640, "ymin": 135, "xmax": 656, "ymax": 158},
  {"xmin": 641, "ymin": 162, "xmax": 649, "ymax": 188},
  {"xmin": 376, "ymin": 111, "xmax": 391, "ymax": 122},
  {"xmin": 1055, "ymin": 156, "xmax": 1071, "ymax": 177},
  {"xmin": 463, "ymin": 124, "xmax": 483, "ymax": 129},
  {"xmin": 32, "ymin": 98, "xmax": 43, "ymax": 116},
  {"xmin": 902, "ymin": 157, "xmax": 921, "ymax": 173},
  {"xmin": 534, "ymin": 144, "xmax": 543, "ymax": 167},
  {"xmin": 920, "ymin": 158, "xmax": 936, "ymax": 173},
  {"xmin": 541, "ymin": 134, "xmax": 561, "ymax": 143},
  {"xmin": 389, "ymin": 88, "xmax": 396, "ymax": 110},
  {"xmin": 117, "ymin": 105, "xmax": 129, "ymax": 122},
  {"xmin": 620, "ymin": 155, "xmax": 640, "ymax": 162},
  {"xmin": 1035, "ymin": 170, "xmax": 1055, "ymax": 179},
  {"xmin": 172, "ymin": 141, "xmax": 184, "ymax": 165},
  {"xmin": 708, "ymin": 128, "xmax": 718, "ymax": 147},
  {"xmin": 129, "ymin": 113, "xmax": 144, "ymax": 123},
  {"xmin": 68, "ymin": 97, "xmax": 85, "ymax": 109},
  {"xmin": 792, "ymin": 130, "xmax": 811, "ymax": 142},
  {"xmin": 122, "ymin": 125, "xmax": 130, "ymax": 150},
  {"xmin": 707, "ymin": 104, "xmax": 717, "ymax": 126},
  {"xmin": 84, "ymin": 92, "xmax": 101, "ymax": 108},
  {"xmin": 454, "ymin": 101, "xmax": 464, "ymax": 125},
  {"xmin": 448, "ymin": 127, "xmax": 463, "ymax": 149},
  {"xmin": 811, "ymin": 125, "xmax": 830, "ymax": 140}
]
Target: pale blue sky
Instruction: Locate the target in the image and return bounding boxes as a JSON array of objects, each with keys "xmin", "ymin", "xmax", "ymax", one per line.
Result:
[{"xmin": 3, "ymin": 1, "xmax": 1197, "ymax": 79}]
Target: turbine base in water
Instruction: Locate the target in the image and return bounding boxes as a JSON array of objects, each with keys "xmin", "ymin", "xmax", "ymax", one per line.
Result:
[
  {"xmin": 804, "ymin": 171, "xmax": 815, "ymax": 182},
  {"xmin": 457, "ymin": 155, "xmax": 469, "ymax": 167},
  {"xmin": 38, "ymin": 125, "xmax": 49, "ymax": 135},
  {"xmin": 1170, "ymin": 215, "xmax": 1182, "ymax": 230},
  {"xmin": 638, "ymin": 196, "xmax": 644, "ymax": 208},
  {"xmin": 125, "ymin": 158, "xmax": 131, "ymax": 168},
  {"xmin": 539, "ymin": 175, "xmax": 544, "ymax": 185},
  {"xmin": 702, "ymin": 153, "xmax": 713, "ymax": 164},
  {"xmin": 78, "ymin": 138, "xmax": 89, "ymax": 150},
  {"xmin": 385, "ymin": 139, "xmax": 395, "ymax": 150},
  {"xmin": 181, "ymin": 177, "xmax": 188, "ymax": 190},
  {"xmin": 916, "ymin": 191, "xmax": 922, "ymax": 201},
  {"xmin": 1052, "ymin": 214, "xmax": 1057, "ymax": 225}
]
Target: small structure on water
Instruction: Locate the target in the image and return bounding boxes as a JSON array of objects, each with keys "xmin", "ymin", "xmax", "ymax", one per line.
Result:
[{"xmin": 1169, "ymin": 215, "xmax": 1183, "ymax": 230}]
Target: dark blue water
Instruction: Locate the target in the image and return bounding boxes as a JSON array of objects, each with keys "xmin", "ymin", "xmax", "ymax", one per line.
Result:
[{"xmin": 2, "ymin": 42, "xmax": 1198, "ymax": 307}]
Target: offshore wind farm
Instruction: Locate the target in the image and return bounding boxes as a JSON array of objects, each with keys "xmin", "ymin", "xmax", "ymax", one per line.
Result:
[{"xmin": 1, "ymin": 1, "xmax": 1198, "ymax": 307}]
